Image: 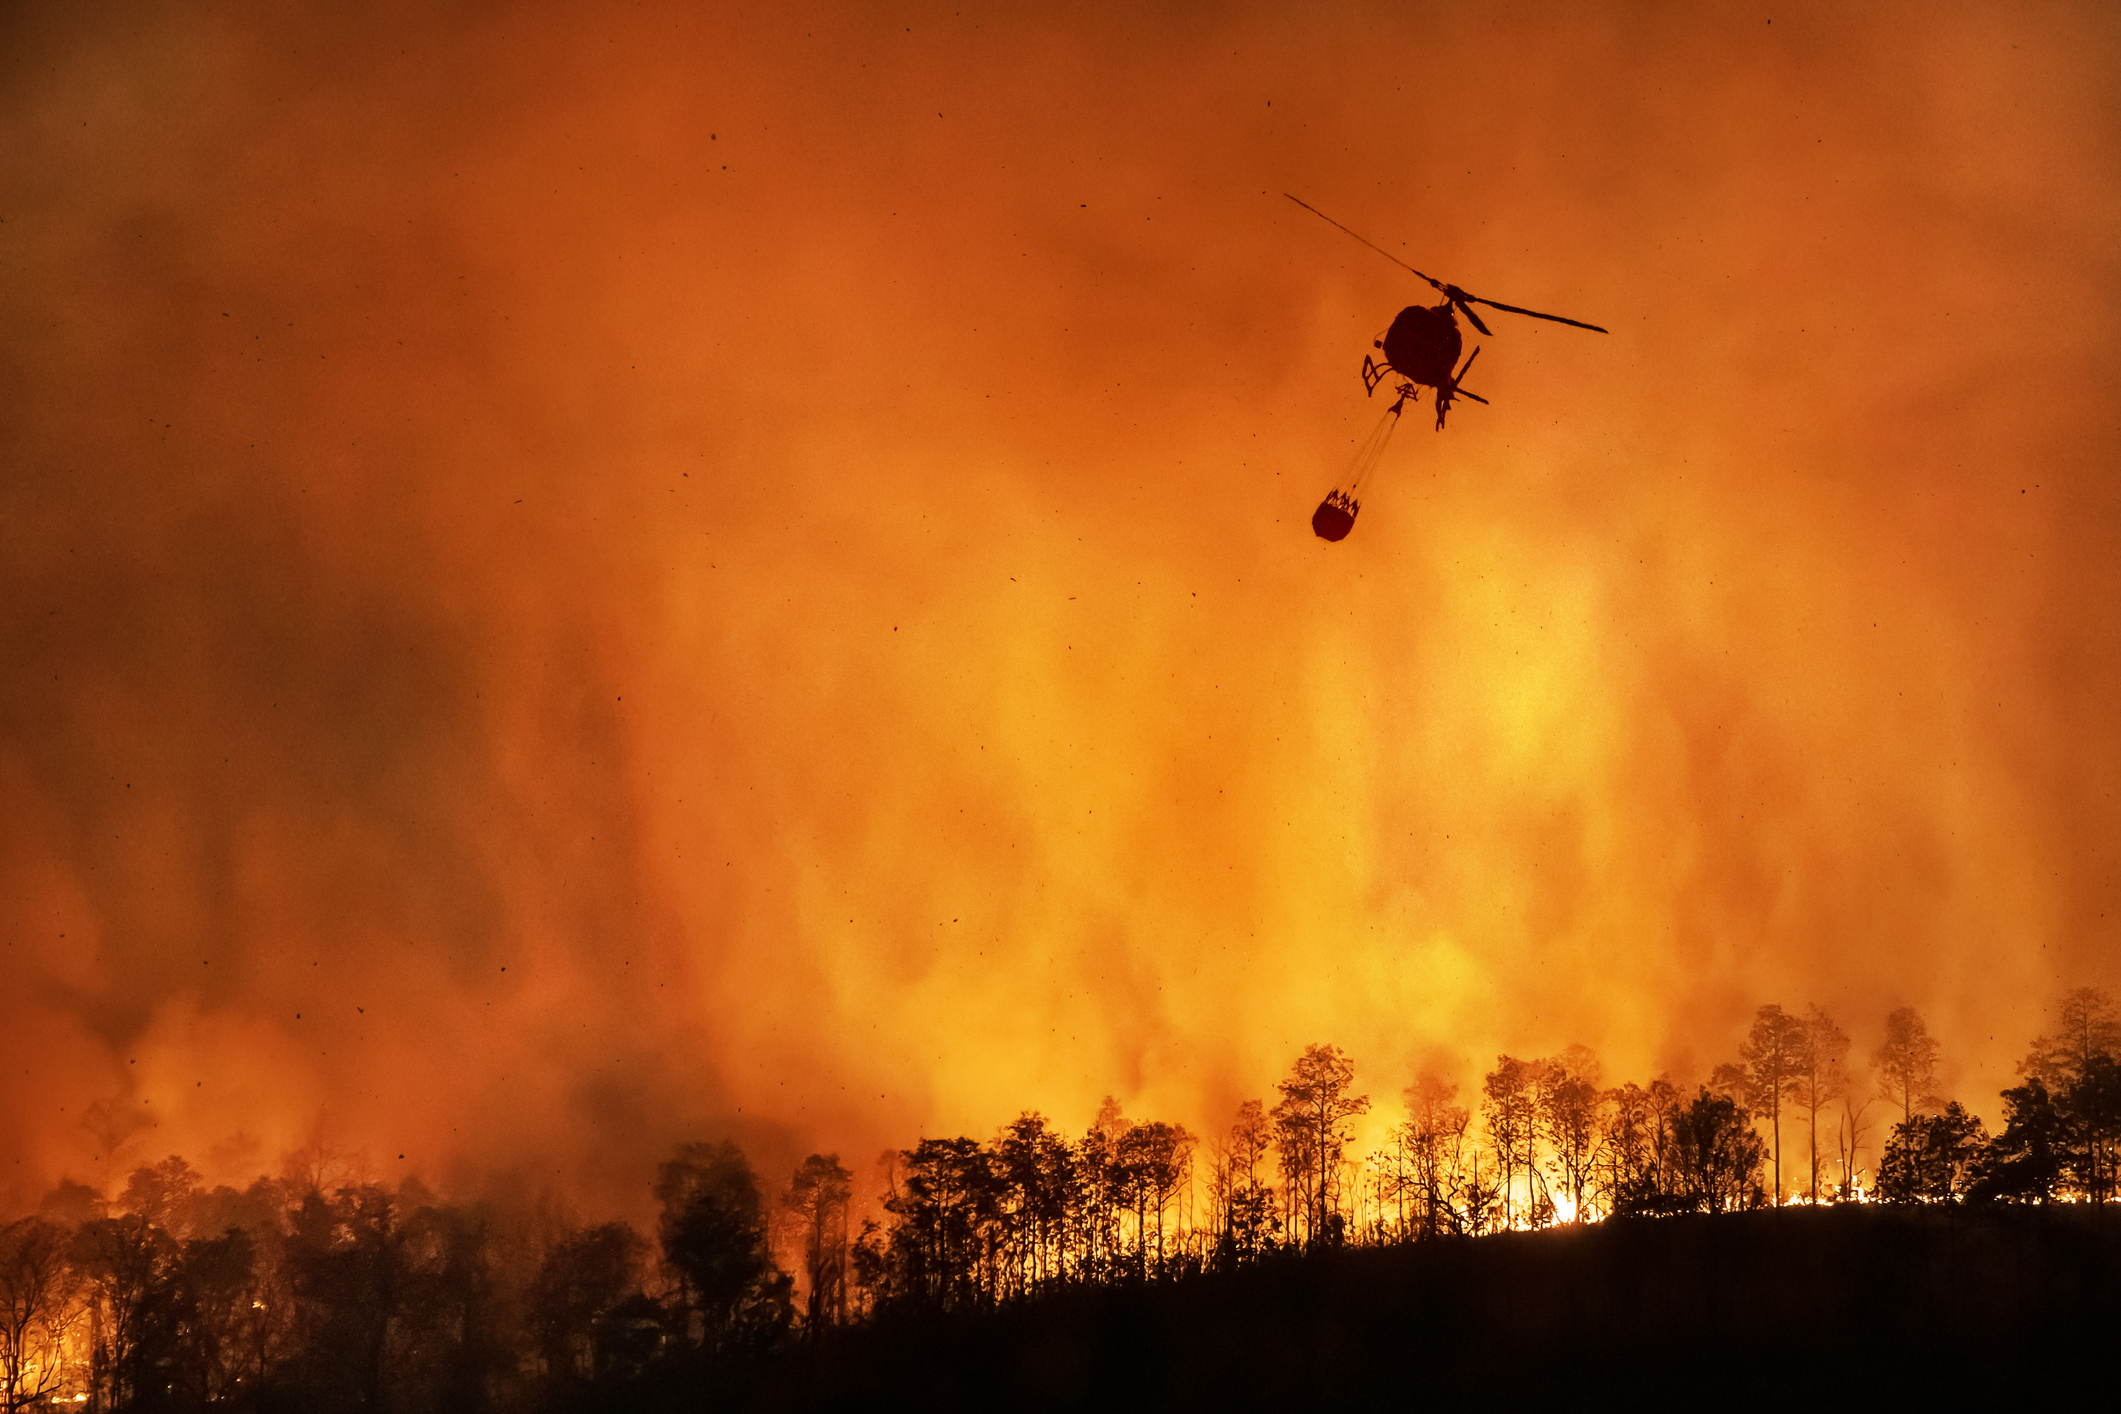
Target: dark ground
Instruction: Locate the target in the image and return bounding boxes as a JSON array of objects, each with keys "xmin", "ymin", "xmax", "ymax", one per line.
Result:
[{"xmin": 650, "ymin": 1206, "xmax": 2121, "ymax": 1410}]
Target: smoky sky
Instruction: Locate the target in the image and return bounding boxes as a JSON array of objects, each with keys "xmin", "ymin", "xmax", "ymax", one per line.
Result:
[{"xmin": 3, "ymin": 0, "xmax": 2118, "ymax": 1213}]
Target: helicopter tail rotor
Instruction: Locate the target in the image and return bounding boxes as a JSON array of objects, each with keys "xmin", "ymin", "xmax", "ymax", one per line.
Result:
[
  {"xmin": 1450, "ymin": 347, "xmax": 1489, "ymax": 408},
  {"xmin": 1452, "ymin": 345, "xmax": 1487, "ymax": 401}
]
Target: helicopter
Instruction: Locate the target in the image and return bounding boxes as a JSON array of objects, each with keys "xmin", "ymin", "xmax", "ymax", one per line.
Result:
[{"xmin": 1286, "ymin": 194, "xmax": 1606, "ymax": 541}]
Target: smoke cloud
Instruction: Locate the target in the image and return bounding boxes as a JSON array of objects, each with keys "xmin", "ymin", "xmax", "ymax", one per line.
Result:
[{"xmin": 4, "ymin": 0, "xmax": 2118, "ymax": 1213}]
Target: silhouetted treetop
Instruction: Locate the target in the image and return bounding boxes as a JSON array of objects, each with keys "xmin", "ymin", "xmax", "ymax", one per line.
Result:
[{"xmin": 1872, "ymin": 1006, "xmax": 1944, "ymax": 1126}]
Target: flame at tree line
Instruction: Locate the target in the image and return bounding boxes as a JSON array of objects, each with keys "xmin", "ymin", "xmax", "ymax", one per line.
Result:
[
  {"xmin": 3, "ymin": 988, "xmax": 2117, "ymax": 1409},
  {"xmin": 3, "ymin": 0, "xmax": 2119, "ymax": 1317}
]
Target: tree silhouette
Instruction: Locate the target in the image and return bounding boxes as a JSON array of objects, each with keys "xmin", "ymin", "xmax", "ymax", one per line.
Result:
[
  {"xmin": 654, "ymin": 1142, "xmax": 791, "ymax": 1354},
  {"xmin": 1272, "ymin": 1045, "xmax": 1370, "ymax": 1248},
  {"xmin": 35, "ymin": 996, "xmax": 2121, "ymax": 1410},
  {"xmin": 70, "ymin": 1213, "xmax": 167, "ymax": 1409},
  {"xmin": 1791, "ymin": 1006, "xmax": 1850, "ymax": 1203},
  {"xmin": 531, "ymin": 1221, "xmax": 648, "ymax": 1380},
  {"xmin": 1207, "ymin": 1100, "xmax": 1277, "ymax": 1265},
  {"xmin": 1829, "ymin": 1076, "xmax": 1876, "ymax": 1201},
  {"xmin": 993, "ymin": 1114, "xmax": 1074, "ymax": 1295},
  {"xmin": 2020, "ymin": 986, "xmax": 2121, "ymax": 1089},
  {"xmin": 877, "ymin": 1137, "xmax": 998, "ymax": 1312},
  {"xmin": 1401, "ymin": 1075, "xmax": 1475, "ymax": 1240},
  {"xmin": 1970, "ymin": 1079, "xmax": 2064, "ymax": 1203},
  {"xmin": 2014, "ymin": 988, "xmax": 2121, "ymax": 1201},
  {"xmin": 1735, "ymin": 1004, "xmax": 1811, "ymax": 1205},
  {"xmin": 1871, "ymin": 1006, "xmax": 1943, "ymax": 1127},
  {"xmin": 1073, "ymin": 1109, "xmax": 1126, "ymax": 1286},
  {"xmin": 0, "ymin": 1219, "xmax": 78, "ymax": 1414},
  {"xmin": 390, "ymin": 1198, "xmax": 518, "ymax": 1412},
  {"xmin": 127, "ymin": 1226, "xmax": 264, "ymax": 1411},
  {"xmin": 1599, "ymin": 1078, "xmax": 1679, "ymax": 1216},
  {"xmin": 280, "ymin": 1182, "xmax": 410, "ymax": 1413},
  {"xmin": 781, "ymin": 1155, "xmax": 853, "ymax": 1332},
  {"xmin": 119, "ymin": 1156, "xmax": 205, "ymax": 1237},
  {"xmin": 1875, "ymin": 1103, "xmax": 1988, "ymax": 1203},
  {"xmin": 1480, "ymin": 1056, "xmax": 1542, "ymax": 1229},
  {"xmin": 1114, "ymin": 1121, "xmax": 1194, "ymax": 1275},
  {"xmin": 1538, "ymin": 1047, "xmax": 1603, "ymax": 1222},
  {"xmin": 1664, "ymin": 1088, "xmax": 1767, "ymax": 1214},
  {"xmin": 2056, "ymin": 1053, "xmax": 2121, "ymax": 1203}
]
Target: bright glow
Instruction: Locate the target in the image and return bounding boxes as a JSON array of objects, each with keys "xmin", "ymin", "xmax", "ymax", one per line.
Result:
[{"xmin": 0, "ymin": 0, "xmax": 2112, "ymax": 1220}]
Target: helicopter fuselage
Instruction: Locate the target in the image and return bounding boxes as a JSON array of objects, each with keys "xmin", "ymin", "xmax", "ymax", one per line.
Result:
[{"xmin": 1378, "ymin": 302, "xmax": 1463, "ymax": 391}]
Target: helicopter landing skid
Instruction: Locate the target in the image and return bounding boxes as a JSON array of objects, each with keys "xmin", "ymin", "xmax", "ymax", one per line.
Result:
[{"xmin": 1361, "ymin": 355, "xmax": 1389, "ymax": 396}]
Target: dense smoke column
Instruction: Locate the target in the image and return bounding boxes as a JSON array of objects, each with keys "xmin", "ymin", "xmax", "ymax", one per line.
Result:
[{"xmin": 2, "ymin": 1, "xmax": 2119, "ymax": 1213}]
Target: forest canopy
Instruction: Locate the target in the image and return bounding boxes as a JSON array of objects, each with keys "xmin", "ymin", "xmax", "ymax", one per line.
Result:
[{"xmin": 4, "ymin": 989, "xmax": 2118, "ymax": 1410}]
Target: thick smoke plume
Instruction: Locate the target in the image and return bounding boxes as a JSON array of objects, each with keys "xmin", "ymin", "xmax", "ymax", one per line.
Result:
[{"xmin": 3, "ymin": 0, "xmax": 2118, "ymax": 1213}]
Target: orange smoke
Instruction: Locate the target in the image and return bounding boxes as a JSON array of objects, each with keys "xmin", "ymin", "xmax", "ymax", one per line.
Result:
[{"xmin": 2, "ymin": 0, "xmax": 2118, "ymax": 1213}]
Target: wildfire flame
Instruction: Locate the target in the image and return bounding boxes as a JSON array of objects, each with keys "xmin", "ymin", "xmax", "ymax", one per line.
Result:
[{"xmin": 1, "ymin": 0, "xmax": 2116, "ymax": 1220}]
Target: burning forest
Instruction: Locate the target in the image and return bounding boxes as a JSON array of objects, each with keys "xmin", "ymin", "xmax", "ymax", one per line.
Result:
[
  {"xmin": 4, "ymin": 0, "xmax": 2120, "ymax": 1408},
  {"xmin": 3, "ymin": 991, "xmax": 2119, "ymax": 1409}
]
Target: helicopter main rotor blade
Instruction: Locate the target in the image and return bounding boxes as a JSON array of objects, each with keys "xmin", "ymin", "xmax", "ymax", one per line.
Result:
[
  {"xmin": 1446, "ymin": 292, "xmax": 1493, "ymax": 337},
  {"xmin": 1458, "ymin": 292, "xmax": 1608, "ymax": 334},
  {"xmin": 1284, "ymin": 194, "xmax": 1448, "ymax": 295},
  {"xmin": 1288, "ymin": 195, "xmax": 1608, "ymax": 334}
]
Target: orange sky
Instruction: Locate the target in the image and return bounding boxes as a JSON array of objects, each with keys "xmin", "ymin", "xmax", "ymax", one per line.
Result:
[{"xmin": 3, "ymin": 0, "xmax": 2118, "ymax": 1214}]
